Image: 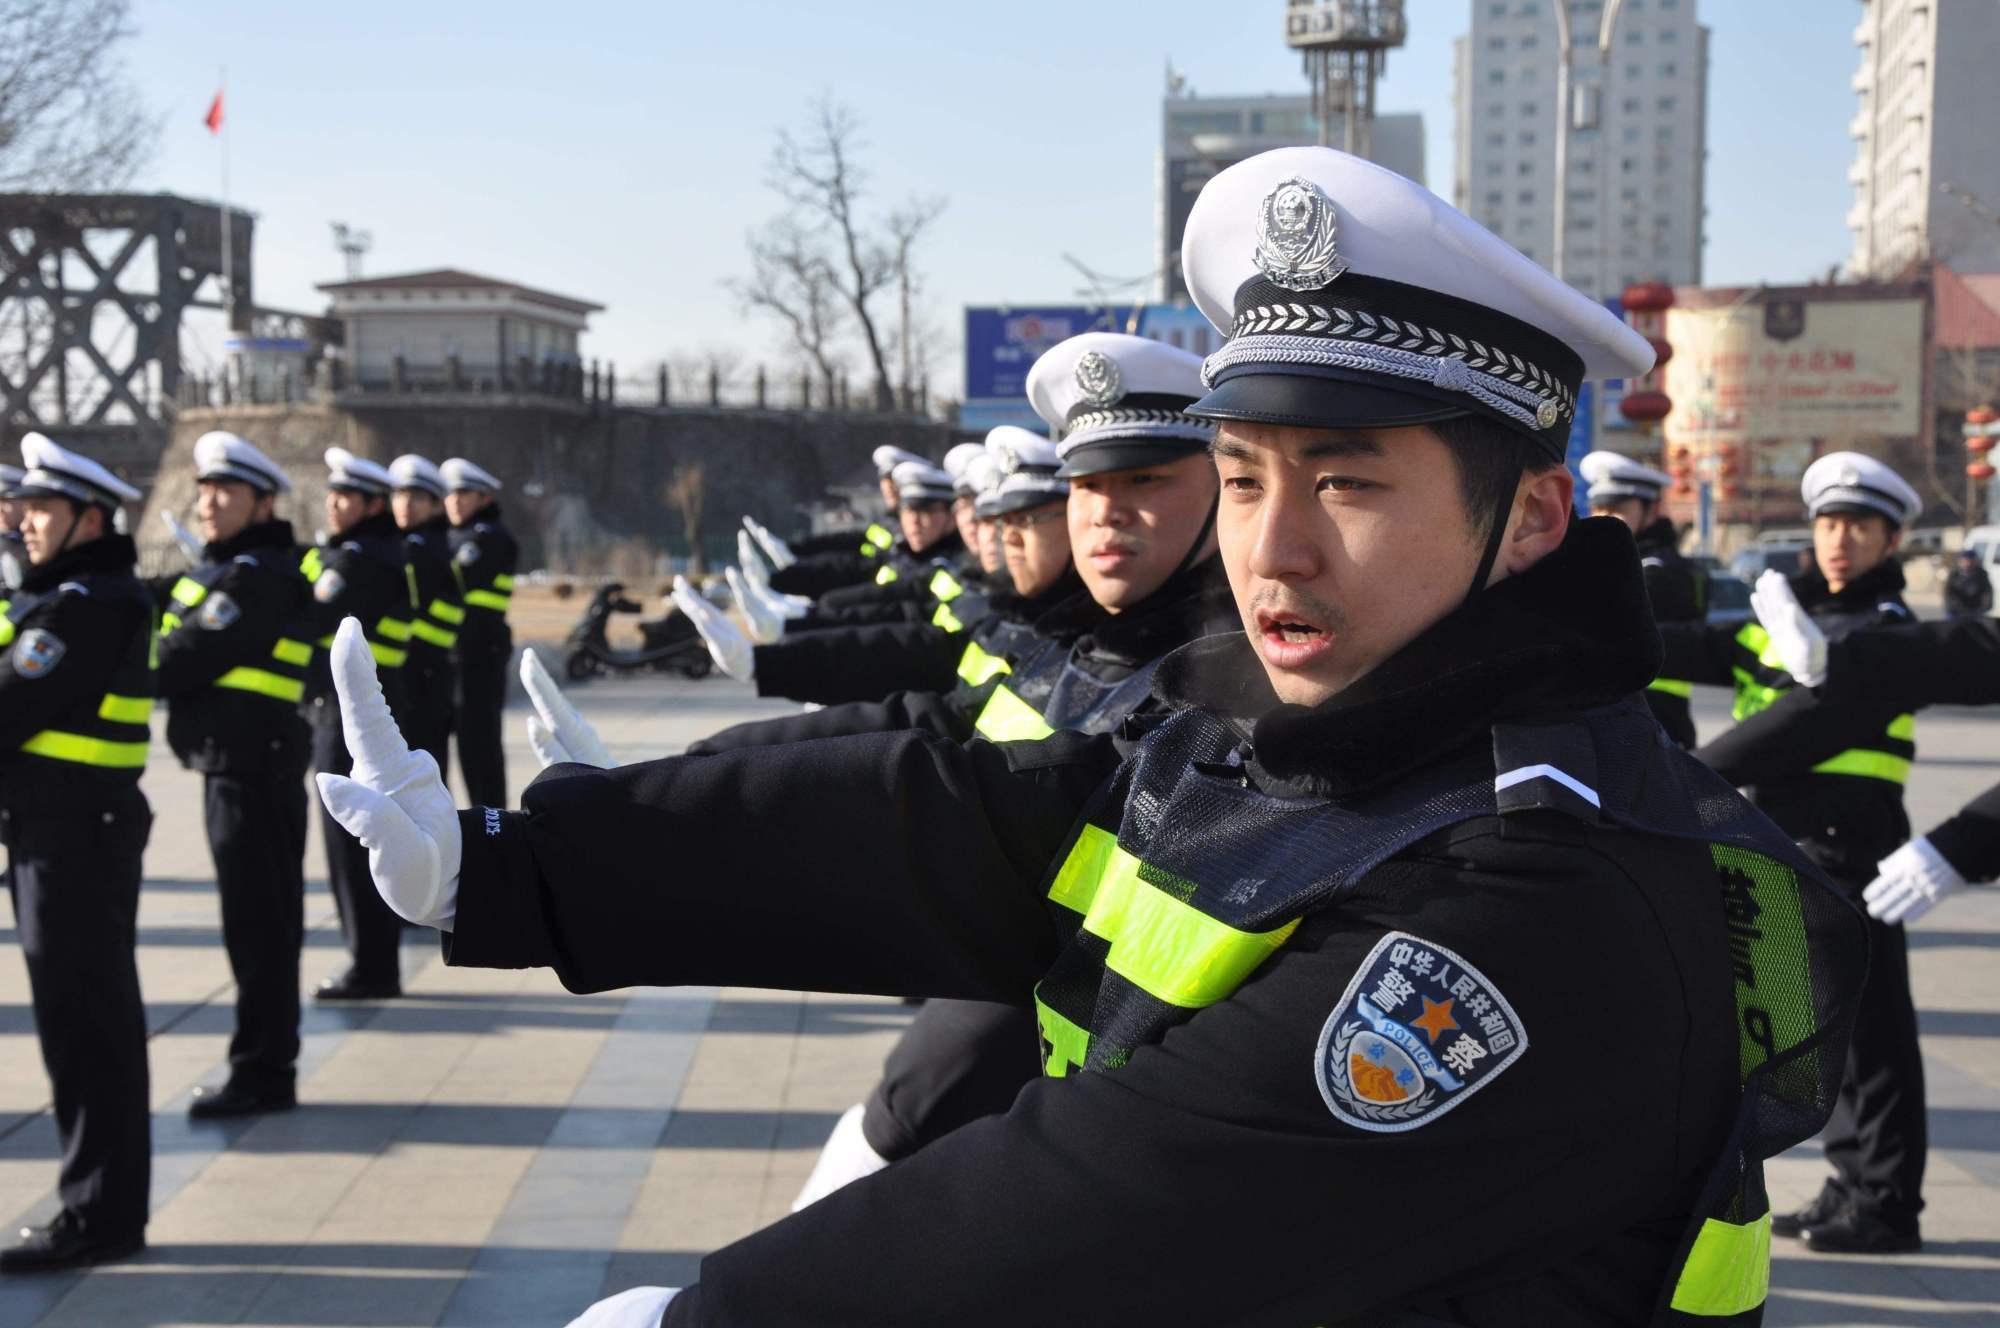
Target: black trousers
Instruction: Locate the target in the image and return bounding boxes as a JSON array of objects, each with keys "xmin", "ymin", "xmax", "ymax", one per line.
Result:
[
  {"xmin": 203, "ymin": 749, "xmax": 308, "ymax": 1090},
  {"xmin": 1821, "ymin": 902, "xmax": 1928, "ymax": 1225},
  {"xmin": 861, "ymin": 999, "xmax": 1041, "ymax": 1161},
  {"xmin": 310, "ymin": 699, "xmax": 403, "ymax": 986},
  {"xmin": 455, "ymin": 639, "xmax": 509, "ymax": 809},
  {"xmin": 403, "ymin": 661, "xmax": 455, "ymax": 776},
  {"xmin": 1, "ymin": 785, "xmax": 152, "ymax": 1234}
]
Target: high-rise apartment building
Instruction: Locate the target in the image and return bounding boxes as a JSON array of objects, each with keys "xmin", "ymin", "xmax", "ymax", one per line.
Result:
[
  {"xmin": 1847, "ymin": 0, "xmax": 2000, "ymax": 280},
  {"xmin": 1452, "ymin": 0, "xmax": 1708, "ymax": 300},
  {"xmin": 1156, "ymin": 93, "xmax": 1424, "ymax": 301}
]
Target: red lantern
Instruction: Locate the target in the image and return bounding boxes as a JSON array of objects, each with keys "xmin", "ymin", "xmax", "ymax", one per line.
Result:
[
  {"xmin": 1970, "ymin": 433, "xmax": 1996, "ymax": 454},
  {"xmin": 1968, "ymin": 405, "xmax": 1998, "ymax": 427},
  {"xmin": 1968, "ymin": 461, "xmax": 1996, "ymax": 481},
  {"xmin": 1621, "ymin": 282, "xmax": 1676, "ymax": 314},
  {"xmin": 1671, "ymin": 444, "xmax": 1694, "ymax": 463},
  {"xmin": 1647, "ymin": 336, "xmax": 1674, "ymax": 367},
  {"xmin": 1671, "ymin": 482, "xmax": 1695, "ymax": 498},
  {"xmin": 1619, "ymin": 390, "xmax": 1673, "ymax": 423}
]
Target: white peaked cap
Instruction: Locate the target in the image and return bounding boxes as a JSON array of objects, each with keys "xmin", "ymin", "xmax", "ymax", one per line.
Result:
[
  {"xmin": 195, "ymin": 431, "xmax": 290, "ymax": 495},
  {"xmin": 389, "ymin": 454, "xmax": 446, "ymax": 498},
  {"xmin": 440, "ymin": 457, "xmax": 503, "ymax": 494},
  {"xmin": 17, "ymin": 432, "xmax": 143, "ymax": 506},
  {"xmin": 1801, "ymin": 452, "xmax": 1922, "ymax": 528},
  {"xmin": 324, "ymin": 447, "xmax": 394, "ymax": 496}
]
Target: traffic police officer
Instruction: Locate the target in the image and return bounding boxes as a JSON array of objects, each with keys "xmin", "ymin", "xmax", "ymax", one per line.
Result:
[
  {"xmin": 389, "ymin": 454, "xmax": 463, "ymax": 776},
  {"xmin": 159, "ymin": 432, "xmax": 315, "ymax": 1116},
  {"xmin": 1580, "ymin": 450, "xmax": 1704, "ymax": 747},
  {"xmin": 306, "ymin": 448, "xmax": 416, "ymax": 1001},
  {"xmin": 763, "ymin": 444, "xmax": 921, "ymax": 598},
  {"xmin": 321, "ymin": 147, "xmax": 1867, "ymax": 1326},
  {"xmin": 0, "ymin": 463, "xmax": 25, "ymax": 593},
  {"xmin": 1662, "ymin": 452, "xmax": 1927, "ymax": 1254},
  {"xmin": 440, "ymin": 457, "xmax": 516, "ymax": 810},
  {"xmin": 0, "ymin": 435, "xmax": 152, "ymax": 1272}
]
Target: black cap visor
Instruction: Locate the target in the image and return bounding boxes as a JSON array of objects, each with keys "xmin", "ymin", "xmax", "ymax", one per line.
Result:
[
  {"xmin": 1055, "ymin": 437, "xmax": 1211, "ymax": 480},
  {"xmin": 1189, "ymin": 370, "xmax": 1474, "ymax": 435}
]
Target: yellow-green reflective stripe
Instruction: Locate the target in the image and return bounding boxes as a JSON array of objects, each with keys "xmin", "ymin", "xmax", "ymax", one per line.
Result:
[
  {"xmin": 0, "ymin": 618, "xmax": 13, "ymax": 648},
  {"xmin": 158, "ymin": 612, "xmax": 182, "ymax": 637},
  {"xmin": 21, "ymin": 731, "xmax": 149, "ymax": 768},
  {"xmin": 974, "ymin": 684, "xmax": 1054, "ymax": 741},
  {"xmin": 1887, "ymin": 714, "xmax": 1916, "ymax": 741},
  {"xmin": 300, "ymin": 549, "xmax": 324, "ymax": 580},
  {"xmin": 316, "ymin": 634, "xmax": 336, "ymax": 649},
  {"xmin": 428, "ymin": 598, "xmax": 466, "ymax": 624},
  {"xmin": 928, "ymin": 568, "xmax": 963, "ymax": 601},
  {"xmin": 1048, "ymin": 823, "xmax": 1121, "ymax": 915},
  {"xmin": 1669, "ymin": 1213, "xmax": 1770, "ymax": 1317},
  {"xmin": 97, "ymin": 694, "xmax": 151, "ymax": 724},
  {"xmin": 1035, "ymin": 1000, "xmax": 1093, "ymax": 1078},
  {"xmin": 464, "ymin": 589, "xmax": 510, "ymax": 611},
  {"xmin": 874, "ymin": 565, "xmax": 899, "ymax": 586},
  {"xmin": 369, "ymin": 641, "xmax": 408, "ymax": 668},
  {"xmin": 493, "ymin": 574, "xmax": 516, "ymax": 591},
  {"xmin": 866, "ymin": 523, "xmax": 893, "ymax": 548},
  {"xmin": 1711, "ymin": 844, "xmax": 1816, "ymax": 1083},
  {"xmin": 931, "ymin": 603, "xmax": 964, "ymax": 633},
  {"xmin": 1076, "ymin": 842, "xmax": 1299, "ymax": 1009},
  {"xmin": 1809, "ymin": 749, "xmax": 1911, "ymax": 783},
  {"xmin": 215, "ymin": 667, "xmax": 305, "ymax": 703},
  {"xmin": 170, "ymin": 576, "xmax": 206, "ymax": 607},
  {"xmin": 273, "ymin": 637, "xmax": 312, "ymax": 666},
  {"xmin": 411, "ymin": 619, "xmax": 457, "ymax": 648},
  {"xmin": 376, "ymin": 617, "xmax": 413, "ymax": 641},
  {"xmin": 955, "ymin": 641, "xmax": 1011, "ymax": 686},
  {"xmin": 1648, "ymin": 677, "xmax": 1694, "ymax": 698}
]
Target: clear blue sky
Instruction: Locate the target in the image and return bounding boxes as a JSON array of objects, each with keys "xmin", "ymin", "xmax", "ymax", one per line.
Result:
[{"xmin": 125, "ymin": 0, "xmax": 1860, "ymax": 397}]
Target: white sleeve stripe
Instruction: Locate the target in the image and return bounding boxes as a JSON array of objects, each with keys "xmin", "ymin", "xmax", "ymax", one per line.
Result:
[{"xmin": 1494, "ymin": 763, "xmax": 1602, "ymax": 808}]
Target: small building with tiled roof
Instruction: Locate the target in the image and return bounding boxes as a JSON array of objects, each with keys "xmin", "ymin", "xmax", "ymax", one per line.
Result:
[{"xmin": 317, "ymin": 268, "xmax": 603, "ymax": 391}]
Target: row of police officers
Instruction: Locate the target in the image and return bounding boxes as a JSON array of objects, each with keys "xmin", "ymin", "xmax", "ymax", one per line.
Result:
[{"xmin": 0, "ymin": 436, "xmax": 514, "ymax": 1271}]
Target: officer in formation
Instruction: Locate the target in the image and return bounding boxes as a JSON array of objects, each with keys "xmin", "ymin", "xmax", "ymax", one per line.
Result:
[
  {"xmin": 305, "ymin": 449, "xmax": 418, "ymax": 1001},
  {"xmin": 762, "ymin": 444, "xmax": 921, "ymax": 598},
  {"xmin": 320, "ymin": 146, "xmax": 1866, "ymax": 1326},
  {"xmin": 1658, "ymin": 453, "xmax": 1928, "ymax": 1254},
  {"xmin": 441, "ymin": 458, "xmax": 516, "ymax": 810},
  {"xmin": 157, "ymin": 432, "xmax": 315, "ymax": 1116},
  {"xmin": 0, "ymin": 464, "xmax": 24, "ymax": 592},
  {"xmin": 389, "ymin": 455, "xmax": 464, "ymax": 775},
  {"xmin": 1579, "ymin": 449, "xmax": 1704, "ymax": 748},
  {"xmin": 0, "ymin": 436, "xmax": 153, "ymax": 1272}
]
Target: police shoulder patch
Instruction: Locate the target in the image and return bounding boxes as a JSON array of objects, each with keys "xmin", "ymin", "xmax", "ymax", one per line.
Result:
[
  {"xmin": 1314, "ymin": 931, "xmax": 1528, "ymax": 1133},
  {"xmin": 12, "ymin": 628, "xmax": 66, "ymax": 679},
  {"xmin": 196, "ymin": 590, "xmax": 241, "ymax": 630},
  {"xmin": 455, "ymin": 542, "xmax": 482, "ymax": 566},
  {"xmin": 313, "ymin": 570, "xmax": 347, "ymax": 604}
]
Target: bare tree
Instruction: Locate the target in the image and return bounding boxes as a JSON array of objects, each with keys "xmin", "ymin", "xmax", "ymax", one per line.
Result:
[
  {"xmin": 884, "ymin": 195, "xmax": 946, "ymax": 406},
  {"xmin": 0, "ymin": 0, "xmax": 153, "ymax": 192},
  {"xmin": 769, "ymin": 95, "xmax": 898, "ymax": 410},
  {"xmin": 731, "ymin": 217, "xmax": 844, "ymax": 395},
  {"xmin": 664, "ymin": 461, "xmax": 707, "ymax": 573}
]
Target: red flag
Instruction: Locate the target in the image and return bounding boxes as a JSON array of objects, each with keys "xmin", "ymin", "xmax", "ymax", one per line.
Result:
[{"xmin": 204, "ymin": 90, "xmax": 224, "ymax": 134}]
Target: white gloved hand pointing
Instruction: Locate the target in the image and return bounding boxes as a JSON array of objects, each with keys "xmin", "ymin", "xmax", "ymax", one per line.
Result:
[
  {"xmin": 672, "ymin": 575, "xmax": 754, "ymax": 681},
  {"xmin": 1750, "ymin": 569, "xmax": 1828, "ymax": 687},
  {"xmin": 726, "ymin": 566, "xmax": 784, "ymax": 645},
  {"xmin": 161, "ymin": 510, "xmax": 206, "ymax": 563},
  {"xmin": 314, "ymin": 618, "xmax": 461, "ymax": 929},
  {"xmin": 1864, "ymin": 835, "xmax": 1968, "ymax": 925},
  {"xmin": 736, "ymin": 530, "xmax": 772, "ymax": 591},
  {"xmin": 745, "ymin": 516, "xmax": 796, "ymax": 569},
  {"xmin": 563, "ymin": 1286, "xmax": 680, "ymax": 1328},
  {"xmin": 521, "ymin": 651, "xmax": 615, "ymax": 770}
]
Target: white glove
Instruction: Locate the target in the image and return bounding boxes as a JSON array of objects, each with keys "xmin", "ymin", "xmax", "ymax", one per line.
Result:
[
  {"xmin": 160, "ymin": 510, "xmax": 206, "ymax": 563},
  {"xmin": 779, "ymin": 590, "xmax": 814, "ymax": 617},
  {"xmin": 563, "ymin": 1286, "xmax": 680, "ymax": 1328},
  {"xmin": 1750, "ymin": 569, "xmax": 1828, "ymax": 687},
  {"xmin": 672, "ymin": 575, "xmax": 754, "ymax": 682},
  {"xmin": 791, "ymin": 1103, "xmax": 889, "ymax": 1211},
  {"xmin": 521, "ymin": 651, "xmax": 615, "ymax": 770},
  {"xmin": 739, "ymin": 562, "xmax": 809, "ymax": 622},
  {"xmin": 314, "ymin": 618, "xmax": 461, "ymax": 929},
  {"xmin": 736, "ymin": 530, "xmax": 773, "ymax": 594},
  {"xmin": 745, "ymin": 516, "xmax": 797, "ymax": 569},
  {"xmin": 726, "ymin": 566, "xmax": 784, "ymax": 644},
  {"xmin": 1864, "ymin": 835, "xmax": 1968, "ymax": 925}
]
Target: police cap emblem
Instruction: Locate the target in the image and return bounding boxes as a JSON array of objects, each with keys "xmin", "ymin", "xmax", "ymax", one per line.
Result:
[
  {"xmin": 1315, "ymin": 932, "xmax": 1527, "ymax": 1133},
  {"xmin": 1254, "ymin": 176, "xmax": 1348, "ymax": 292},
  {"xmin": 1536, "ymin": 399, "xmax": 1561, "ymax": 430},
  {"xmin": 11, "ymin": 628, "xmax": 66, "ymax": 679},
  {"xmin": 1073, "ymin": 349, "xmax": 1123, "ymax": 408}
]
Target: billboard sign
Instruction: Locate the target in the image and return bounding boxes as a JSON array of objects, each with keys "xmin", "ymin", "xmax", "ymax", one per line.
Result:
[{"xmin": 964, "ymin": 306, "xmax": 1121, "ymax": 402}]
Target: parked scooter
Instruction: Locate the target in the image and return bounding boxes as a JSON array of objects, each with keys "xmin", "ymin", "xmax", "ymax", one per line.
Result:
[{"xmin": 562, "ymin": 582, "xmax": 713, "ymax": 681}]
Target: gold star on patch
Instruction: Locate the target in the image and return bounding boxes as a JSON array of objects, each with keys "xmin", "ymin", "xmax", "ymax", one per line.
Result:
[{"xmin": 1410, "ymin": 996, "xmax": 1459, "ymax": 1045}]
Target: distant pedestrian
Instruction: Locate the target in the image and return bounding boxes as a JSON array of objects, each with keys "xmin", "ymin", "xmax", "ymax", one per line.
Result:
[{"xmin": 1944, "ymin": 550, "xmax": 1992, "ymax": 619}]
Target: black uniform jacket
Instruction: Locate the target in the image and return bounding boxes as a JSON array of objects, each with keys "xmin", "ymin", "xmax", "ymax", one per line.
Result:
[
  {"xmin": 402, "ymin": 514, "xmax": 460, "ymax": 680},
  {"xmin": 298, "ymin": 510, "xmax": 411, "ymax": 717},
  {"xmin": 447, "ymin": 519, "xmax": 1745, "ymax": 1326},
  {"xmin": 751, "ymin": 567, "xmax": 1083, "ymax": 708},
  {"xmin": 1664, "ymin": 560, "xmax": 1914, "ymax": 878},
  {"xmin": 1635, "ymin": 517, "xmax": 1701, "ymax": 748},
  {"xmin": 157, "ymin": 519, "xmax": 311, "ymax": 773},
  {"xmin": 0, "ymin": 534, "xmax": 152, "ymax": 812},
  {"xmin": 810, "ymin": 532, "xmax": 969, "ymax": 618},
  {"xmin": 447, "ymin": 504, "xmax": 518, "ymax": 655}
]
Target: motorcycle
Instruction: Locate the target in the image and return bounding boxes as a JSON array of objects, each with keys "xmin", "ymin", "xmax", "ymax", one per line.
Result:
[{"xmin": 561, "ymin": 582, "xmax": 713, "ymax": 681}]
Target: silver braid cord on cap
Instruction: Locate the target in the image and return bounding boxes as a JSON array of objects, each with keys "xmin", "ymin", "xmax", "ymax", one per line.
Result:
[
  {"xmin": 1202, "ymin": 333, "xmax": 1567, "ymax": 432},
  {"xmin": 1058, "ymin": 410, "xmax": 1215, "ymax": 456}
]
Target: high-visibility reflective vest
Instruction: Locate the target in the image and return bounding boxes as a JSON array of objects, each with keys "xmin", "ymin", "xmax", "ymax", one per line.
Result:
[
  {"xmin": 955, "ymin": 640, "xmax": 1011, "ymax": 686},
  {"xmin": 1731, "ymin": 622, "xmax": 1914, "ymax": 784},
  {"xmin": 1030, "ymin": 701, "xmax": 1863, "ymax": 1325},
  {"xmin": 301, "ymin": 546, "xmax": 413, "ymax": 671},
  {"xmin": 973, "ymin": 682, "xmax": 1055, "ymax": 741},
  {"xmin": 3, "ymin": 580, "xmax": 155, "ymax": 773},
  {"xmin": 161, "ymin": 563, "xmax": 313, "ymax": 705}
]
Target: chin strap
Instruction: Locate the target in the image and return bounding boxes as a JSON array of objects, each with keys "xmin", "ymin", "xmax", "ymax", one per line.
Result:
[
  {"xmin": 1464, "ymin": 454, "xmax": 1524, "ymax": 605},
  {"xmin": 1170, "ymin": 489, "xmax": 1222, "ymax": 584}
]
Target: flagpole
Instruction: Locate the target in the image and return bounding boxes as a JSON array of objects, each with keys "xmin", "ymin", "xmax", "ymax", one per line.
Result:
[{"xmin": 218, "ymin": 67, "xmax": 233, "ymax": 333}]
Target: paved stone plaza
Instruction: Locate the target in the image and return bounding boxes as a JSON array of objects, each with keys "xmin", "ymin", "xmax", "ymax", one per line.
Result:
[{"xmin": 0, "ymin": 673, "xmax": 1993, "ymax": 1326}]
